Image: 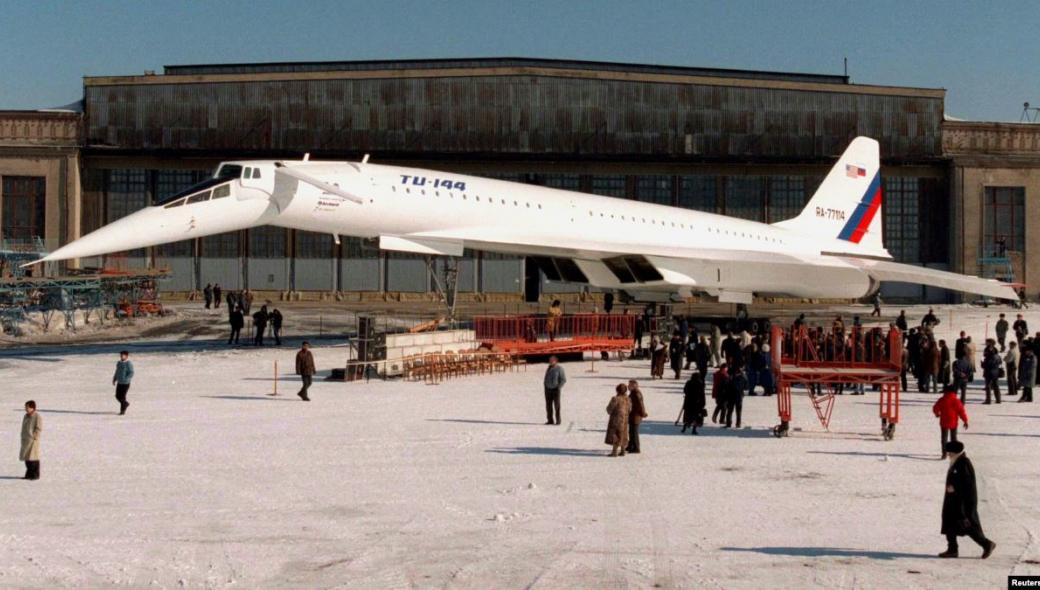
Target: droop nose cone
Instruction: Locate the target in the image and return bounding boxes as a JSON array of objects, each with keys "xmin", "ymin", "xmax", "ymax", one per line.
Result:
[{"xmin": 35, "ymin": 207, "xmax": 171, "ymax": 264}]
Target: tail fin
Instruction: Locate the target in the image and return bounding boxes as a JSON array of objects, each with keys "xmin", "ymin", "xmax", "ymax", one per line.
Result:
[{"xmin": 773, "ymin": 136, "xmax": 888, "ymax": 257}]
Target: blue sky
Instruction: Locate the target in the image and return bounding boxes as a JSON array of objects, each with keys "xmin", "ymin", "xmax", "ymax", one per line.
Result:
[{"xmin": 0, "ymin": 0, "xmax": 1035, "ymax": 121}]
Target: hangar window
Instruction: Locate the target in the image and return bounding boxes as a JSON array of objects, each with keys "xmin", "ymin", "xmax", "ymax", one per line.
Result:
[
  {"xmin": 202, "ymin": 232, "xmax": 240, "ymax": 257},
  {"xmin": 107, "ymin": 169, "xmax": 149, "ymax": 221},
  {"xmin": 984, "ymin": 186, "xmax": 1025, "ymax": 253},
  {"xmin": 296, "ymin": 231, "xmax": 333, "ymax": 259},
  {"xmin": 767, "ymin": 176, "xmax": 807, "ymax": 222},
  {"xmin": 250, "ymin": 226, "xmax": 287, "ymax": 258},
  {"xmin": 635, "ymin": 176, "xmax": 673, "ymax": 205},
  {"xmin": 590, "ymin": 175, "xmax": 627, "ymax": 198},
  {"xmin": 883, "ymin": 177, "xmax": 921, "ymax": 262},
  {"xmin": 724, "ymin": 176, "xmax": 766, "ymax": 222},
  {"xmin": 679, "ymin": 176, "xmax": 718, "ymax": 213},
  {"xmin": 537, "ymin": 174, "xmax": 581, "ymax": 190}
]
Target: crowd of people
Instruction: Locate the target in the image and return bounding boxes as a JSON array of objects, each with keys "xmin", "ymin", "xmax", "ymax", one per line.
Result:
[{"xmin": 207, "ymin": 288, "xmax": 287, "ymax": 347}]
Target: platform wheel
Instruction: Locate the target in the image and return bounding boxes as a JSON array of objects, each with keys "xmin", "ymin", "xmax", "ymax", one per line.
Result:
[
  {"xmin": 773, "ymin": 422, "xmax": 790, "ymax": 438},
  {"xmin": 882, "ymin": 423, "xmax": 896, "ymax": 441}
]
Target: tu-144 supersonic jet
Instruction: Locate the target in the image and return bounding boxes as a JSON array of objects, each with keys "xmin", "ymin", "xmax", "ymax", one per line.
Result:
[{"xmin": 31, "ymin": 137, "xmax": 1018, "ymax": 304}]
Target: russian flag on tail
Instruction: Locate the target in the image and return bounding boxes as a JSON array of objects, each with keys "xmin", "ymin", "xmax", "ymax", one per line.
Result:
[{"xmin": 837, "ymin": 173, "xmax": 882, "ymax": 244}]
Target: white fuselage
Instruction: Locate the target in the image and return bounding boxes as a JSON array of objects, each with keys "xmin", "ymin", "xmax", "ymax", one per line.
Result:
[{"xmin": 265, "ymin": 162, "xmax": 876, "ymax": 299}]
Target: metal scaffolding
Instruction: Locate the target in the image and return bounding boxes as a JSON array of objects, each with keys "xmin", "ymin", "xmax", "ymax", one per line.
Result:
[{"xmin": 0, "ymin": 240, "xmax": 168, "ymax": 334}]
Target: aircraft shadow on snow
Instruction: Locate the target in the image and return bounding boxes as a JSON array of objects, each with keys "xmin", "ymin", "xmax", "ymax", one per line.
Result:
[
  {"xmin": 486, "ymin": 446, "xmax": 607, "ymax": 457},
  {"xmin": 720, "ymin": 546, "xmax": 935, "ymax": 560},
  {"xmin": 200, "ymin": 395, "xmax": 299, "ymax": 402},
  {"xmin": 0, "ymin": 334, "xmax": 344, "ymax": 359},
  {"xmin": 806, "ymin": 450, "xmax": 937, "ymax": 461},
  {"xmin": 582, "ymin": 420, "xmax": 775, "ymax": 439},
  {"xmin": 428, "ymin": 418, "xmax": 547, "ymax": 426}
]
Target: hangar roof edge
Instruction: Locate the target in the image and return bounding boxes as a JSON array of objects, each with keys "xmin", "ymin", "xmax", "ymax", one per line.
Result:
[{"xmin": 84, "ymin": 58, "xmax": 944, "ymax": 99}]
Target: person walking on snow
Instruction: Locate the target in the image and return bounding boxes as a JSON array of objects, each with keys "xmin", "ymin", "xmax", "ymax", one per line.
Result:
[
  {"xmin": 1013, "ymin": 313, "xmax": 1029, "ymax": 343},
  {"xmin": 543, "ymin": 355, "xmax": 566, "ymax": 425},
  {"xmin": 625, "ymin": 380, "xmax": 648, "ymax": 454},
  {"xmin": 113, "ymin": 350, "xmax": 134, "ymax": 415},
  {"xmin": 270, "ymin": 308, "xmax": 284, "ymax": 346},
  {"xmin": 20, "ymin": 400, "xmax": 41, "ymax": 480},
  {"xmin": 1019, "ymin": 347, "xmax": 1036, "ymax": 403},
  {"xmin": 203, "ymin": 283, "xmax": 213, "ymax": 309},
  {"xmin": 669, "ymin": 332, "xmax": 684, "ymax": 379},
  {"xmin": 605, "ymin": 383, "xmax": 631, "ymax": 457},
  {"xmin": 938, "ymin": 441, "xmax": 996, "ymax": 559},
  {"xmin": 995, "ymin": 313, "xmax": 1009, "ymax": 352},
  {"xmin": 1005, "ymin": 341, "xmax": 1019, "ymax": 397},
  {"xmin": 228, "ymin": 306, "xmax": 244, "ymax": 345},
  {"xmin": 933, "ymin": 384, "xmax": 968, "ymax": 458},
  {"xmin": 295, "ymin": 341, "xmax": 316, "ymax": 401},
  {"xmin": 681, "ymin": 373, "xmax": 706, "ymax": 434},
  {"xmin": 252, "ymin": 305, "xmax": 269, "ymax": 346},
  {"xmin": 981, "ymin": 339, "xmax": 1002, "ymax": 404},
  {"xmin": 213, "ymin": 284, "xmax": 222, "ymax": 309}
]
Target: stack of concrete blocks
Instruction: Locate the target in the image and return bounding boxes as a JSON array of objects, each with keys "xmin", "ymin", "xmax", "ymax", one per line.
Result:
[{"xmin": 383, "ymin": 329, "xmax": 479, "ymax": 377}]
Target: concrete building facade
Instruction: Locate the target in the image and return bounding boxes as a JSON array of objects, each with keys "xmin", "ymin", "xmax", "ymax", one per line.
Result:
[{"xmin": 0, "ymin": 111, "xmax": 81, "ymax": 261}]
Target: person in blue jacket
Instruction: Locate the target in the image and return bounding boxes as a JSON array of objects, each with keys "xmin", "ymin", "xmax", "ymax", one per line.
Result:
[{"xmin": 113, "ymin": 350, "xmax": 135, "ymax": 415}]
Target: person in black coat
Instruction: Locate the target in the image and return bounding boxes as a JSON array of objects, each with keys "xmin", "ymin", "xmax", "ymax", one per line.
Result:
[
  {"xmin": 681, "ymin": 373, "xmax": 706, "ymax": 434},
  {"xmin": 724, "ymin": 366, "xmax": 747, "ymax": 428},
  {"xmin": 252, "ymin": 305, "xmax": 269, "ymax": 346},
  {"xmin": 939, "ymin": 441, "xmax": 996, "ymax": 559},
  {"xmin": 692, "ymin": 336, "xmax": 710, "ymax": 377},
  {"xmin": 228, "ymin": 306, "xmax": 244, "ymax": 345},
  {"xmin": 270, "ymin": 308, "xmax": 284, "ymax": 346},
  {"xmin": 668, "ymin": 332, "xmax": 684, "ymax": 379}
]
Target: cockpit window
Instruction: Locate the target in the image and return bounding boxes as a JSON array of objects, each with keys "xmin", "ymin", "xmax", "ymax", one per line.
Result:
[
  {"xmin": 163, "ymin": 198, "xmax": 186, "ymax": 209},
  {"xmin": 244, "ymin": 168, "xmax": 252, "ymax": 179},
  {"xmin": 187, "ymin": 190, "xmax": 211, "ymax": 204},
  {"xmin": 216, "ymin": 164, "xmax": 243, "ymax": 179},
  {"xmin": 252, "ymin": 168, "xmax": 261, "ymax": 179},
  {"xmin": 212, "ymin": 184, "xmax": 231, "ymax": 199},
  {"xmin": 155, "ymin": 177, "xmax": 232, "ymax": 206}
]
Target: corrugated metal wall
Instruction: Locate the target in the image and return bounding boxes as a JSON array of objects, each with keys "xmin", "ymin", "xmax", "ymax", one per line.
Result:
[{"xmin": 85, "ymin": 76, "xmax": 943, "ymax": 160}]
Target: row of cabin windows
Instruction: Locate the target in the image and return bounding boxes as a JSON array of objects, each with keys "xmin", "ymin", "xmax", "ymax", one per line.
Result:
[
  {"xmin": 390, "ymin": 185, "xmax": 544, "ymax": 210},
  {"xmin": 163, "ymin": 184, "xmax": 232, "ymax": 209},
  {"xmin": 585, "ymin": 209, "xmax": 786, "ymax": 244},
  {"xmin": 390, "ymin": 183, "xmax": 786, "ymax": 245}
]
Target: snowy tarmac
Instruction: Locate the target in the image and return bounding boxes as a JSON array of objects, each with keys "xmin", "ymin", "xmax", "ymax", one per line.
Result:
[{"xmin": 1, "ymin": 305, "xmax": 1039, "ymax": 588}]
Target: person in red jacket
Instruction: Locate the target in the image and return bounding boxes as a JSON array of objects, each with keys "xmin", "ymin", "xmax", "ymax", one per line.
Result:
[{"xmin": 933, "ymin": 384, "xmax": 969, "ymax": 458}]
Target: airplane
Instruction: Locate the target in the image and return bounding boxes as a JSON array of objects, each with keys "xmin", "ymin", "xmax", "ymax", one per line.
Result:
[{"xmin": 31, "ymin": 137, "xmax": 1018, "ymax": 304}]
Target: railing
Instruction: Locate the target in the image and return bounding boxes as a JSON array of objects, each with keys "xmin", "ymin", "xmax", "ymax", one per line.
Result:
[
  {"xmin": 779, "ymin": 325, "xmax": 902, "ymax": 370},
  {"xmin": 474, "ymin": 313, "xmax": 635, "ymax": 343},
  {"xmin": 344, "ymin": 350, "xmax": 525, "ymax": 383}
]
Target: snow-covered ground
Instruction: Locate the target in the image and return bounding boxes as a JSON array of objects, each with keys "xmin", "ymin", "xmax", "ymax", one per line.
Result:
[{"xmin": 1, "ymin": 305, "xmax": 1039, "ymax": 589}]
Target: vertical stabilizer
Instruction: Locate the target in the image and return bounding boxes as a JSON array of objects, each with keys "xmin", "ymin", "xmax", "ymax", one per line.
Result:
[{"xmin": 774, "ymin": 137, "xmax": 888, "ymax": 257}]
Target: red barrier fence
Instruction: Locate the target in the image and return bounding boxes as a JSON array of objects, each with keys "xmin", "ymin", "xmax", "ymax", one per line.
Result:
[{"xmin": 474, "ymin": 313, "xmax": 635, "ymax": 355}]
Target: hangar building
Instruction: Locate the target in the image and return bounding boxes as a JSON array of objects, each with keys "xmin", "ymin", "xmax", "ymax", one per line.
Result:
[{"xmin": 2, "ymin": 58, "xmax": 1039, "ymax": 302}]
